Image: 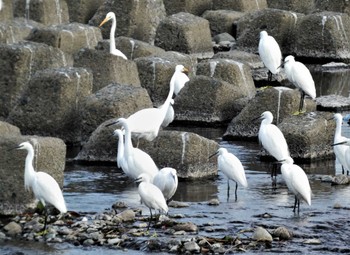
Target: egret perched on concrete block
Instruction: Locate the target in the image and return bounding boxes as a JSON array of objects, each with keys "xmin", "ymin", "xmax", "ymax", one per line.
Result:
[
  {"xmin": 210, "ymin": 148, "xmax": 248, "ymax": 201},
  {"xmin": 258, "ymin": 31, "xmax": 282, "ymax": 81}
]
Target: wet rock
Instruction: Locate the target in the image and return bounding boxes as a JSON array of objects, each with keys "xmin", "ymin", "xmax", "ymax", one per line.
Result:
[
  {"xmin": 273, "ymin": 226, "xmax": 293, "ymax": 240},
  {"xmin": 163, "ymin": 0, "xmax": 212, "ymax": 16},
  {"xmin": 83, "ymin": 238, "xmax": 95, "ymax": 245},
  {"xmin": 173, "ymin": 222, "xmax": 198, "ymax": 232},
  {"xmin": 73, "ymin": 48, "xmax": 140, "ymax": 92},
  {"xmin": 168, "ymin": 201, "xmax": 190, "ymax": 208},
  {"xmin": 155, "ymin": 12, "xmax": 214, "ymax": 58},
  {"xmin": 112, "ymin": 201, "xmax": 129, "ymax": 210},
  {"xmin": 303, "ymin": 238, "xmax": 321, "ymax": 245},
  {"xmin": 4, "ymin": 222, "xmax": 22, "ymax": 236},
  {"xmin": 184, "ymin": 241, "xmax": 200, "ymax": 253},
  {"xmin": 316, "ymin": 95, "xmax": 350, "ymax": 112},
  {"xmin": 0, "ymin": 136, "xmax": 66, "ymax": 215},
  {"xmin": 267, "ymin": 0, "xmax": 315, "ymax": 14},
  {"xmin": 108, "ymin": 237, "xmax": 122, "ymax": 245},
  {"xmin": 0, "ymin": 231, "xmax": 6, "ymax": 240},
  {"xmin": 208, "ymin": 199, "xmax": 220, "ymax": 206},
  {"xmin": 8, "ymin": 67, "xmax": 93, "ymax": 145},
  {"xmin": 0, "ymin": 41, "xmax": 70, "ymax": 118},
  {"xmin": 66, "ymin": 0, "xmax": 105, "ymax": 24},
  {"xmin": 212, "ymin": 0, "xmax": 267, "ymax": 11},
  {"xmin": 320, "ymin": 175, "xmax": 334, "ymax": 183},
  {"xmin": 203, "ymin": 10, "xmax": 244, "ymax": 36},
  {"xmin": 252, "ymin": 226, "xmax": 273, "ymax": 242},
  {"xmin": 331, "ymin": 174, "xmax": 349, "ymax": 185},
  {"xmin": 116, "ymin": 210, "xmax": 135, "ymax": 222},
  {"xmin": 28, "ymin": 23, "xmax": 102, "ymax": 55},
  {"xmin": 89, "ymin": 0, "xmax": 166, "ymax": 44},
  {"xmin": 333, "ymin": 203, "xmax": 343, "ymax": 209},
  {"xmin": 79, "ymin": 83, "xmax": 152, "ymax": 143},
  {"xmin": 14, "ymin": 0, "xmax": 69, "ymax": 25}
]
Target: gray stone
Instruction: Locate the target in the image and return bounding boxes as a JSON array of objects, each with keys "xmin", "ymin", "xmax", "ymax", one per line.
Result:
[
  {"xmin": 202, "ymin": 10, "xmax": 244, "ymax": 36},
  {"xmin": 317, "ymin": 95, "xmax": 350, "ymax": 112},
  {"xmin": 7, "ymin": 67, "xmax": 93, "ymax": 145},
  {"xmin": 173, "ymin": 222, "xmax": 198, "ymax": 232},
  {"xmin": 163, "ymin": 0, "xmax": 212, "ymax": 16},
  {"xmin": 0, "ymin": 231, "xmax": 6, "ymax": 239},
  {"xmin": 155, "ymin": 12, "xmax": 214, "ymax": 59},
  {"xmin": 79, "ymin": 84, "xmax": 153, "ymax": 145},
  {"xmin": 66, "ymin": 0, "xmax": 105, "ymax": 24},
  {"xmin": 108, "ymin": 238, "xmax": 122, "ymax": 245},
  {"xmin": 0, "ymin": 0, "xmax": 13, "ymax": 22},
  {"xmin": 184, "ymin": 241, "xmax": 200, "ymax": 252},
  {"xmin": 252, "ymin": 226, "xmax": 273, "ymax": 242},
  {"xmin": 168, "ymin": 201, "xmax": 190, "ymax": 208},
  {"xmin": 116, "ymin": 209, "xmax": 135, "ymax": 222},
  {"xmin": 13, "ymin": 0, "xmax": 69, "ymax": 25},
  {"xmin": 28, "ymin": 23, "xmax": 102, "ymax": 55},
  {"xmin": 267, "ymin": 0, "xmax": 315, "ymax": 14},
  {"xmin": 89, "ymin": 0, "xmax": 166, "ymax": 44},
  {"xmin": 214, "ymin": 50, "xmax": 264, "ymax": 69},
  {"xmin": 212, "ymin": 0, "xmax": 267, "ymax": 12},
  {"xmin": 213, "ymin": 33, "xmax": 236, "ymax": 44},
  {"xmin": 74, "ymin": 48, "xmax": 140, "ymax": 92},
  {"xmin": 303, "ymin": 238, "xmax": 321, "ymax": 245},
  {"xmin": 315, "ymin": 0, "xmax": 350, "ymax": 15},
  {"xmin": 0, "ymin": 41, "xmax": 70, "ymax": 118},
  {"xmin": 4, "ymin": 222, "xmax": 22, "ymax": 236},
  {"xmin": 0, "ymin": 135, "xmax": 66, "ymax": 215},
  {"xmin": 96, "ymin": 36, "xmax": 166, "ymax": 61},
  {"xmin": 273, "ymin": 226, "xmax": 293, "ymax": 240},
  {"xmin": 331, "ymin": 174, "xmax": 349, "ymax": 185},
  {"xmin": 0, "ymin": 121, "xmax": 21, "ymax": 136}
]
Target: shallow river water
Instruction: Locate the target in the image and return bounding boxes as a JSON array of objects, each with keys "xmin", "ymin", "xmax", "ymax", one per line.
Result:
[{"xmin": 2, "ymin": 67, "xmax": 350, "ymax": 254}]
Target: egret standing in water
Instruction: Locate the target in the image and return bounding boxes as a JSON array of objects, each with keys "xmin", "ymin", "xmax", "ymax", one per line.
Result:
[
  {"xmin": 258, "ymin": 31, "xmax": 282, "ymax": 81},
  {"xmin": 210, "ymin": 148, "xmax": 248, "ymax": 201},
  {"xmin": 14, "ymin": 141, "xmax": 67, "ymax": 230},
  {"xmin": 99, "ymin": 12, "xmax": 127, "ymax": 60},
  {"xmin": 331, "ymin": 113, "xmax": 349, "ymax": 175},
  {"xmin": 256, "ymin": 111, "xmax": 290, "ymax": 179},
  {"xmin": 283, "ymin": 55, "xmax": 316, "ymax": 113},
  {"xmin": 153, "ymin": 167, "xmax": 178, "ymax": 202},
  {"xmin": 135, "ymin": 173, "xmax": 168, "ymax": 229},
  {"xmin": 173, "ymin": 64, "xmax": 189, "ymax": 96},
  {"xmin": 280, "ymin": 157, "xmax": 311, "ymax": 213},
  {"xmin": 333, "ymin": 139, "xmax": 350, "ymax": 176}
]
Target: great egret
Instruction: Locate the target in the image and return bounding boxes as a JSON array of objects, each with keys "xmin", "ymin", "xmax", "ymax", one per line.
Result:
[
  {"xmin": 153, "ymin": 167, "xmax": 178, "ymax": 202},
  {"xmin": 331, "ymin": 113, "xmax": 349, "ymax": 175},
  {"xmin": 14, "ymin": 141, "xmax": 67, "ymax": 230},
  {"xmin": 161, "ymin": 99, "xmax": 174, "ymax": 128},
  {"xmin": 173, "ymin": 65, "xmax": 189, "ymax": 96},
  {"xmin": 135, "ymin": 173, "xmax": 168, "ymax": 229},
  {"xmin": 256, "ymin": 111, "xmax": 290, "ymax": 178},
  {"xmin": 112, "ymin": 129, "xmax": 128, "ymax": 175},
  {"xmin": 99, "ymin": 12, "xmax": 127, "ymax": 60},
  {"xmin": 107, "ymin": 65, "xmax": 188, "ymax": 141},
  {"xmin": 283, "ymin": 55, "xmax": 316, "ymax": 113},
  {"xmin": 210, "ymin": 148, "xmax": 248, "ymax": 201},
  {"xmin": 280, "ymin": 157, "xmax": 311, "ymax": 213},
  {"xmin": 112, "ymin": 118, "xmax": 159, "ymax": 181},
  {"xmin": 258, "ymin": 31, "xmax": 282, "ymax": 81}
]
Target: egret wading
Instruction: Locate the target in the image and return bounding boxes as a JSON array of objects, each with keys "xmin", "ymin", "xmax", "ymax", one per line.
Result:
[
  {"xmin": 258, "ymin": 31, "xmax": 282, "ymax": 81},
  {"xmin": 99, "ymin": 12, "xmax": 128, "ymax": 60},
  {"xmin": 332, "ymin": 139, "xmax": 350, "ymax": 176},
  {"xmin": 331, "ymin": 113, "xmax": 349, "ymax": 175},
  {"xmin": 106, "ymin": 65, "xmax": 188, "ymax": 142},
  {"xmin": 153, "ymin": 167, "xmax": 178, "ymax": 202},
  {"xmin": 135, "ymin": 173, "xmax": 168, "ymax": 229},
  {"xmin": 283, "ymin": 55, "xmax": 316, "ymax": 113},
  {"xmin": 255, "ymin": 111, "xmax": 290, "ymax": 180},
  {"xmin": 210, "ymin": 148, "xmax": 248, "ymax": 201},
  {"xmin": 14, "ymin": 142, "xmax": 67, "ymax": 230},
  {"xmin": 280, "ymin": 157, "xmax": 312, "ymax": 213}
]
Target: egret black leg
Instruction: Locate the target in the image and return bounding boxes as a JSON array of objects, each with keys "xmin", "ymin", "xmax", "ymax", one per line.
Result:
[
  {"xmin": 299, "ymin": 91, "xmax": 305, "ymax": 112},
  {"xmin": 147, "ymin": 208, "xmax": 153, "ymax": 230},
  {"xmin": 267, "ymin": 71, "xmax": 272, "ymax": 82},
  {"xmin": 293, "ymin": 196, "xmax": 297, "ymax": 213},
  {"xmin": 227, "ymin": 179, "xmax": 230, "ymax": 202},
  {"xmin": 342, "ymin": 165, "xmax": 344, "ymax": 175},
  {"xmin": 43, "ymin": 207, "xmax": 48, "ymax": 231},
  {"xmin": 234, "ymin": 182, "xmax": 238, "ymax": 202}
]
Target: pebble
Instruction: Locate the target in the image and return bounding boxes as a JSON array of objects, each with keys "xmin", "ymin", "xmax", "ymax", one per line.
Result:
[
  {"xmin": 207, "ymin": 198, "xmax": 220, "ymax": 206},
  {"xmin": 168, "ymin": 201, "xmax": 190, "ymax": 208},
  {"xmin": 173, "ymin": 222, "xmax": 198, "ymax": 232},
  {"xmin": 184, "ymin": 241, "xmax": 200, "ymax": 253},
  {"xmin": 4, "ymin": 221, "xmax": 22, "ymax": 236},
  {"xmin": 303, "ymin": 238, "xmax": 322, "ymax": 245},
  {"xmin": 252, "ymin": 227, "xmax": 273, "ymax": 242},
  {"xmin": 116, "ymin": 209, "xmax": 135, "ymax": 222},
  {"xmin": 107, "ymin": 237, "xmax": 122, "ymax": 245},
  {"xmin": 273, "ymin": 227, "xmax": 293, "ymax": 240}
]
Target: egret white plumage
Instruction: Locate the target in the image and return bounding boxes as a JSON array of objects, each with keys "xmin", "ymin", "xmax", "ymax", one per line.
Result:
[
  {"xmin": 256, "ymin": 111, "xmax": 290, "ymax": 178},
  {"xmin": 107, "ymin": 65, "xmax": 187, "ymax": 141},
  {"xmin": 283, "ymin": 55, "xmax": 316, "ymax": 113},
  {"xmin": 280, "ymin": 157, "xmax": 312, "ymax": 213},
  {"xmin": 112, "ymin": 129, "xmax": 128, "ymax": 175},
  {"xmin": 331, "ymin": 113, "xmax": 349, "ymax": 175},
  {"xmin": 15, "ymin": 141, "xmax": 67, "ymax": 230},
  {"xmin": 153, "ymin": 167, "xmax": 178, "ymax": 202},
  {"xmin": 112, "ymin": 118, "xmax": 159, "ymax": 181},
  {"xmin": 258, "ymin": 31, "xmax": 282, "ymax": 81},
  {"xmin": 135, "ymin": 173, "xmax": 168, "ymax": 229},
  {"xmin": 333, "ymin": 138, "xmax": 350, "ymax": 176},
  {"xmin": 210, "ymin": 148, "xmax": 248, "ymax": 201},
  {"xmin": 173, "ymin": 64, "xmax": 189, "ymax": 96},
  {"xmin": 161, "ymin": 99, "xmax": 174, "ymax": 128},
  {"xmin": 99, "ymin": 12, "xmax": 127, "ymax": 60}
]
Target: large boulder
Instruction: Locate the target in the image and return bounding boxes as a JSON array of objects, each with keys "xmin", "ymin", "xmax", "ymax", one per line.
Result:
[
  {"xmin": 315, "ymin": 0, "xmax": 350, "ymax": 15},
  {"xmin": 66, "ymin": 0, "xmax": 105, "ymax": 24},
  {"xmin": 0, "ymin": 41, "xmax": 70, "ymax": 118},
  {"xmin": 163, "ymin": 0, "xmax": 212, "ymax": 16},
  {"xmin": 0, "ymin": 135, "xmax": 66, "ymax": 215},
  {"xmin": 73, "ymin": 48, "xmax": 141, "ymax": 92},
  {"xmin": 155, "ymin": 12, "xmax": 214, "ymax": 59},
  {"xmin": 267, "ymin": 0, "xmax": 315, "ymax": 14},
  {"xmin": 89, "ymin": 0, "xmax": 166, "ymax": 44},
  {"xmin": 202, "ymin": 10, "xmax": 245, "ymax": 36}
]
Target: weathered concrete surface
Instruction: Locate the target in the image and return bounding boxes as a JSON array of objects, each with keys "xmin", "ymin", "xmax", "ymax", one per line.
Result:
[
  {"xmin": 267, "ymin": 0, "xmax": 315, "ymax": 14},
  {"xmin": 0, "ymin": 0, "xmax": 13, "ymax": 22},
  {"xmin": 316, "ymin": 95, "xmax": 350, "ymax": 112},
  {"xmin": 202, "ymin": 10, "xmax": 244, "ymax": 36},
  {"xmin": 212, "ymin": 0, "xmax": 267, "ymax": 12},
  {"xmin": 0, "ymin": 135, "xmax": 66, "ymax": 215},
  {"xmin": 0, "ymin": 121, "xmax": 21, "ymax": 136},
  {"xmin": 155, "ymin": 12, "xmax": 214, "ymax": 58},
  {"xmin": 7, "ymin": 67, "xmax": 93, "ymax": 145},
  {"xmin": 66, "ymin": 0, "xmax": 105, "ymax": 24},
  {"xmin": 163, "ymin": 0, "xmax": 212, "ymax": 16},
  {"xmin": 314, "ymin": 0, "xmax": 350, "ymax": 15}
]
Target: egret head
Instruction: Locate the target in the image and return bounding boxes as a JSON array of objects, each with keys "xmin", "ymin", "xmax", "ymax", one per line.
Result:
[
  {"xmin": 284, "ymin": 55, "xmax": 295, "ymax": 65},
  {"xmin": 15, "ymin": 141, "xmax": 32, "ymax": 150},
  {"xmin": 260, "ymin": 30, "xmax": 268, "ymax": 39},
  {"xmin": 175, "ymin": 65, "xmax": 189, "ymax": 74},
  {"xmin": 209, "ymin": 148, "xmax": 227, "ymax": 159},
  {"xmin": 99, "ymin": 12, "xmax": 115, "ymax": 27}
]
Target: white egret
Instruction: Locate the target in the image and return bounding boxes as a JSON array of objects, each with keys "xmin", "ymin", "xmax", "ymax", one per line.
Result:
[
  {"xmin": 283, "ymin": 55, "xmax": 316, "ymax": 113},
  {"xmin": 258, "ymin": 31, "xmax": 282, "ymax": 81},
  {"xmin": 153, "ymin": 167, "xmax": 178, "ymax": 202},
  {"xmin": 161, "ymin": 99, "xmax": 174, "ymax": 128},
  {"xmin": 280, "ymin": 157, "xmax": 311, "ymax": 213},
  {"xmin": 112, "ymin": 129, "xmax": 128, "ymax": 175},
  {"xmin": 256, "ymin": 111, "xmax": 290, "ymax": 178},
  {"xmin": 107, "ymin": 65, "xmax": 188, "ymax": 141},
  {"xmin": 209, "ymin": 148, "xmax": 248, "ymax": 201},
  {"xmin": 112, "ymin": 118, "xmax": 159, "ymax": 181},
  {"xmin": 99, "ymin": 12, "xmax": 127, "ymax": 60},
  {"xmin": 173, "ymin": 64, "xmax": 189, "ymax": 96},
  {"xmin": 135, "ymin": 173, "xmax": 168, "ymax": 229},
  {"xmin": 331, "ymin": 113, "xmax": 349, "ymax": 175},
  {"xmin": 333, "ymin": 138, "xmax": 350, "ymax": 176},
  {"xmin": 14, "ymin": 141, "xmax": 67, "ymax": 230}
]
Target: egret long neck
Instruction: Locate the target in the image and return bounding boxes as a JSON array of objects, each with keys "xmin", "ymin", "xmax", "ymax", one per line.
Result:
[
  {"xmin": 24, "ymin": 146, "xmax": 36, "ymax": 190},
  {"xmin": 117, "ymin": 133, "xmax": 124, "ymax": 162},
  {"xmin": 109, "ymin": 17, "xmax": 116, "ymax": 54},
  {"xmin": 122, "ymin": 121, "xmax": 133, "ymax": 155},
  {"xmin": 335, "ymin": 118, "xmax": 342, "ymax": 139}
]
